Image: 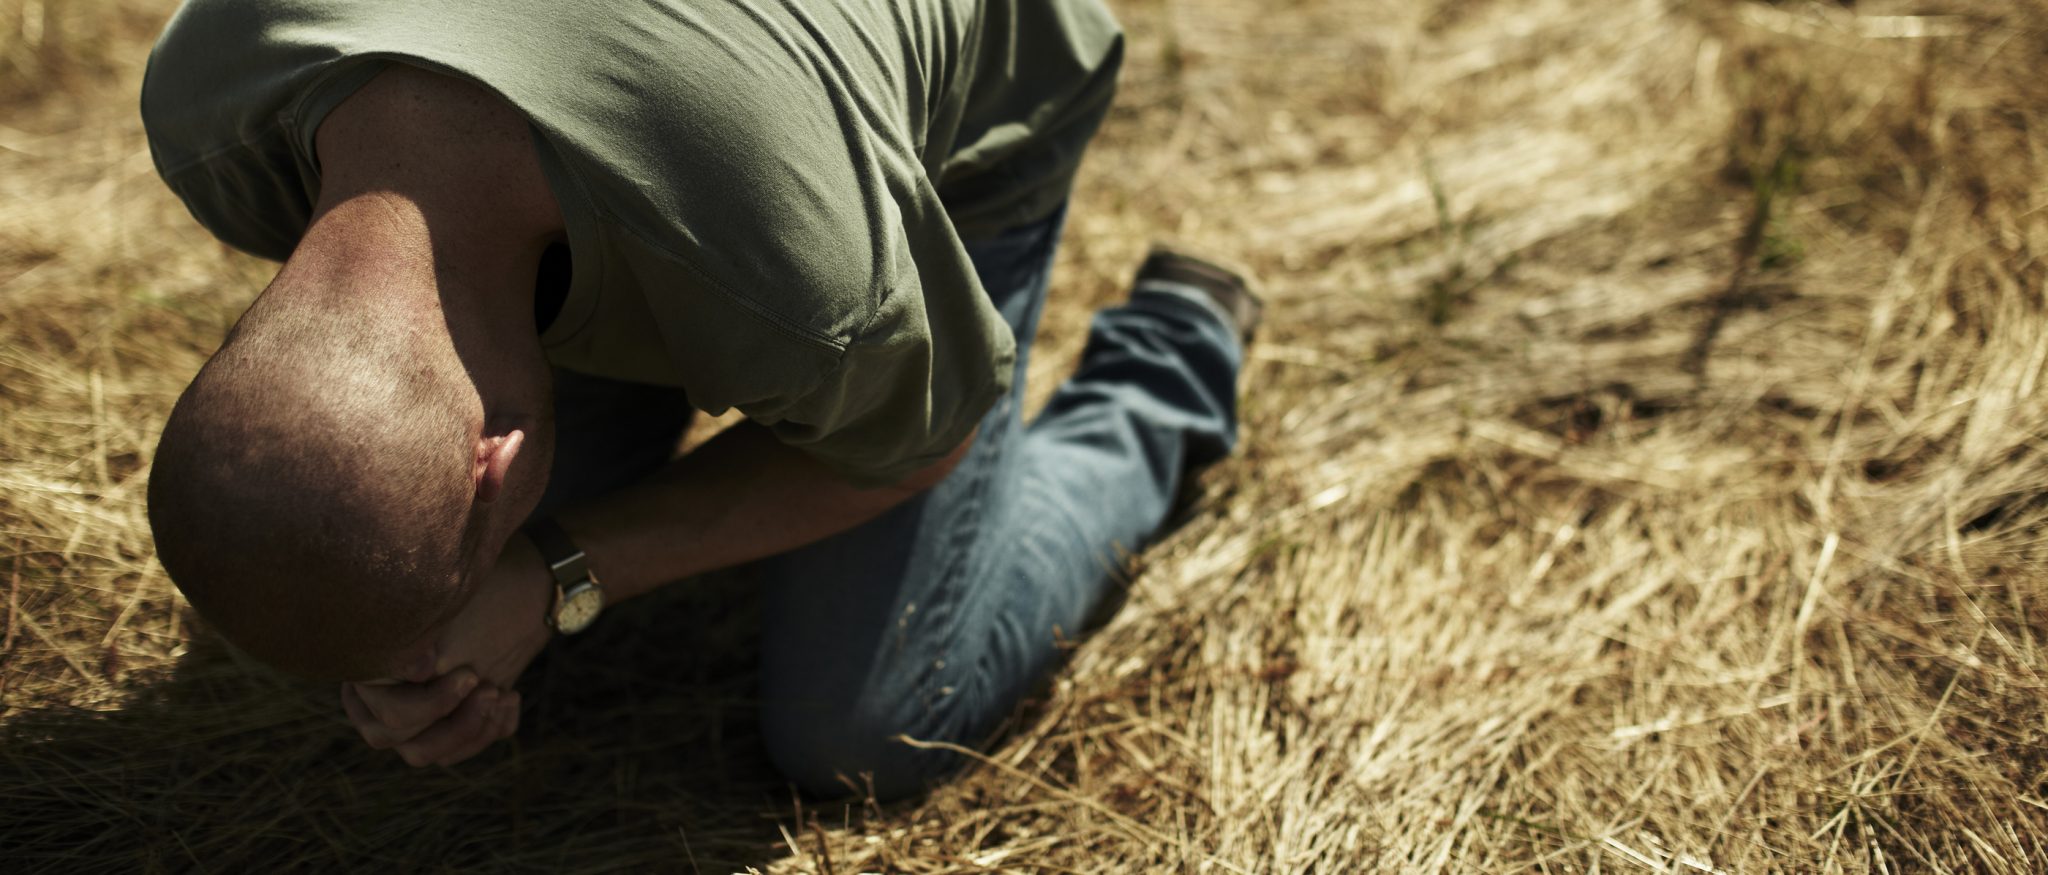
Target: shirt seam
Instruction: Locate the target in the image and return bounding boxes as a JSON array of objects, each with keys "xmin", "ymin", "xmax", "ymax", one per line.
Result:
[
  {"xmin": 156, "ymin": 134, "xmax": 278, "ymax": 180},
  {"xmin": 155, "ymin": 59, "xmax": 370, "ymax": 179}
]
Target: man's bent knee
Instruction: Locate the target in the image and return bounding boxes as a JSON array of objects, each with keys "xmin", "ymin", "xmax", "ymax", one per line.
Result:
[{"xmin": 759, "ymin": 694, "xmax": 973, "ymax": 801}]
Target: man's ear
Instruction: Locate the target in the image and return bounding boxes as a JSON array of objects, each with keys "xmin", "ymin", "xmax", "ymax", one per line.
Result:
[{"xmin": 473, "ymin": 429, "xmax": 526, "ymax": 504}]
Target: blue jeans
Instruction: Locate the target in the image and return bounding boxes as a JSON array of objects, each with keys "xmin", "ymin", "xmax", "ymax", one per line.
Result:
[{"xmin": 537, "ymin": 208, "xmax": 1243, "ymax": 799}]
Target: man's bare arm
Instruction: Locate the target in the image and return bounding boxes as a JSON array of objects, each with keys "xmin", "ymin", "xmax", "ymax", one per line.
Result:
[
  {"xmin": 359, "ymin": 423, "xmax": 972, "ymax": 767},
  {"xmin": 557, "ymin": 421, "xmax": 973, "ymax": 604}
]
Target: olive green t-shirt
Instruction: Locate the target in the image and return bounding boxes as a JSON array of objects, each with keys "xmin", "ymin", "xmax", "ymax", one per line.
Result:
[{"xmin": 141, "ymin": 0, "xmax": 1123, "ymax": 485}]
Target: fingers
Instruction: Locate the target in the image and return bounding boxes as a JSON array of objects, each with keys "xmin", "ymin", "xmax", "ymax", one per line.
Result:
[
  {"xmin": 339, "ymin": 668, "xmax": 523, "ymax": 768},
  {"xmin": 340, "ymin": 684, "xmax": 385, "ymax": 747},
  {"xmin": 347, "ymin": 668, "xmax": 479, "ymax": 747},
  {"xmin": 488, "ymin": 690, "xmax": 521, "ymax": 749},
  {"xmin": 494, "ymin": 690, "xmax": 522, "ymax": 739},
  {"xmin": 395, "ymin": 686, "xmax": 521, "ymax": 768}
]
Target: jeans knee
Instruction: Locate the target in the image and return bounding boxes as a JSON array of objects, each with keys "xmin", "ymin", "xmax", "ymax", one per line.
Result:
[{"xmin": 758, "ymin": 694, "xmax": 967, "ymax": 802}]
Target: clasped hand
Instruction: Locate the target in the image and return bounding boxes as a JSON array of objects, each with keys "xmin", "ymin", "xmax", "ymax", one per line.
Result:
[{"xmin": 339, "ymin": 534, "xmax": 554, "ymax": 767}]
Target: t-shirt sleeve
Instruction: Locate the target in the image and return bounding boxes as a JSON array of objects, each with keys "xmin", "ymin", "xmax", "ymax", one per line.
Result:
[
  {"xmin": 154, "ymin": 152, "xmax": 314, "ymax": 263},
  {"xmin": 759, "ymin": 248, "xmax": 1015, "ymax": 488}
]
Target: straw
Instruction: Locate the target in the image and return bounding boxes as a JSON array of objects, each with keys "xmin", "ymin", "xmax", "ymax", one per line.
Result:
[{"xmin": 5, "ymin": 0, "xmax": 2046, "ymax": 870}]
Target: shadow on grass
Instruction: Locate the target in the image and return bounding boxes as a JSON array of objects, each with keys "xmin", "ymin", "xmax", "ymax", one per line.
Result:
[{"xmin": 0, "ymin": 573, "xmax": 823, "ymax": 874}]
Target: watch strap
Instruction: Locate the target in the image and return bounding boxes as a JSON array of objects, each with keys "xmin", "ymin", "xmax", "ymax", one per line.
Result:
[{"xmin": 525, "ymin": 517, "xmax": 592, "ymax": 587}]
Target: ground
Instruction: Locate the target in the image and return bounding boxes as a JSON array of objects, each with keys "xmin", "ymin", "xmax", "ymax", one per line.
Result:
[{"xmin": 3, "ymin": 0, "xmax": 2045, "ymax": 871}]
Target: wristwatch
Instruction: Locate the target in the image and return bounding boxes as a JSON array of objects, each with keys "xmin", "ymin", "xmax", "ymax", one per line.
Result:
[{"xmin": 525, "ymin": 517, "xmax": 605, "ymax": 635}]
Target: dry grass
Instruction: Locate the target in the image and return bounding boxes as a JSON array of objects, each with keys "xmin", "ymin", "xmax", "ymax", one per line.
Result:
[{"xmin": 4, "ymin": 0, "xmax": 2046, "ymax": 871}]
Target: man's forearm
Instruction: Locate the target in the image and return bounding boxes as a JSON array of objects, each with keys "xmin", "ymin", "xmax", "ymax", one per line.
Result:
[{"xmin": 551, "ymin": 421, "xmax": 970, "ymax": 604}]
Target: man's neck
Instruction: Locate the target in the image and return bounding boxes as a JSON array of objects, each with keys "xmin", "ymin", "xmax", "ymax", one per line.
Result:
[
  {"xmin": 291, "ymin": 64, "xmax": 565, "ymax": 414},
  {"xmin": 312, "ymin": 64, "xmax": 563, "ymax": 245}
]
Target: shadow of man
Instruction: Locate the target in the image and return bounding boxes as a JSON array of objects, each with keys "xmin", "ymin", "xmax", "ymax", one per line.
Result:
[{"xmin": 0, "ymin": 571, "xmax": 838, "ymax": 874}]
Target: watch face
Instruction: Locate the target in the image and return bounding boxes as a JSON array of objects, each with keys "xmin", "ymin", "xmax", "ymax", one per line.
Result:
[{"xmin": 556, "ymin": 584, "xmax": 604, "ymax": 634}]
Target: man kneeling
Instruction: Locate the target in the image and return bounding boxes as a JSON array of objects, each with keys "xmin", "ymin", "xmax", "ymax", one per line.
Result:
[{"xmin": 141, "ymin": 0, "xmax": 1258, "ymax": 800}]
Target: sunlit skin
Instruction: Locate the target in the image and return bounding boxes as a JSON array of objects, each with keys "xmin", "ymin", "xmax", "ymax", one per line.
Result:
[{"xmin": 317, "ymin": 66, "xmax": 973, "ymax": 768}]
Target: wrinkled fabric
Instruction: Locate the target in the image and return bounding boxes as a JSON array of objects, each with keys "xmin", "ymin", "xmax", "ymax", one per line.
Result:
[
  {"xmin": 530, "ymin": 206, "xmax": 1244, "ymax": 799},
  {"xmin": 142, "ymin": 0, "xmax": 1123, "ymax": 485}
]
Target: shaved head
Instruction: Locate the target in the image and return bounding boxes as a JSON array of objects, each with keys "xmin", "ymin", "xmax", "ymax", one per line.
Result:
[
  {"xmin": 150, "ymin": 286, "xmax": 483, "ymax": 681},
  {"xmin": 147, "ymin": 64, "xmax": 564, "ymax": 682}
]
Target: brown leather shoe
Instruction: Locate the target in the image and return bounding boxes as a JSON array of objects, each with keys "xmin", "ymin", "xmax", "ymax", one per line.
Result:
[{"xmin": 1134, "ymin": 246, "xmax": 1264, "ymax": 346}]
